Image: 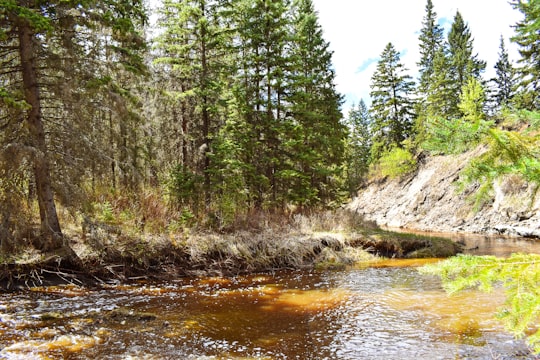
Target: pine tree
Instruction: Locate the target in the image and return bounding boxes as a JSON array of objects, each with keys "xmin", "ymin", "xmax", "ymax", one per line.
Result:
[
  {"xmin": 427, "ymin": 46, "xmax": 455, "ymax": 118},
  {"xmin": 491, "ymin": 36, "xmax": 515, "ymax": 110},
  {"xmin": 447, "ymin": 11, "xmax": 486, "ymax": 117},
  {"xmin": 370, "ymin": 43, "xmax": 416, "ymax": 160},
  {"xmin": 232, "ymin": 0, "xmax": 292, "ymax": 207},
  {"xmin": 511, "ymin": 0, "xmax": 540, "ymax": 110},
  {"xmin": 344, "ymin": 100, "xmax": 372, "ymax": 194},
  {"xmin": 154, "ymin": 0, "xmax": 233, "ymax": 209},
  {"xmin": 287, "ymin": 0, "xmax": 346, "ymax": 206},
  {"xmin": 0, "ymin": 0, "xmax": 147, "ymax": 252},
  {"xmin": 417, "ymin": 0, "xmax": 445, "ymax": 98}
]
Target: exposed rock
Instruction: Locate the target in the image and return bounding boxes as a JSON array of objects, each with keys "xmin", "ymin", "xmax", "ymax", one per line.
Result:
[{"xmin": 348, "ymin": 149, "xmax": 540, "ymax": 238}]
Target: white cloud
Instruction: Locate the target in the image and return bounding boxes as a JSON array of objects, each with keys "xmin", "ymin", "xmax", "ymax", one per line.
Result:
[{"xmin": 312, "ymin": 0, "xmax": 522, "ymax": 114}]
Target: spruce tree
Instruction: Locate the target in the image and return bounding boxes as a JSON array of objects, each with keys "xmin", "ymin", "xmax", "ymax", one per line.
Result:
[
  {"xmin": 491, "ymin": 36, "xmax": 515, "ymax": 110},
  {"xmin": 232, "ymin": 0, "xmax": 292, "ymax": 207},
  {"xmin": 287, "ymin": 0, "xmax": 345, "ymax": 206},
  {"xmin": 154, "ymin": 0, "xmax": 233, "ymax": 208},
  {"xmin": 417, "ymin": 0, "xmax": 445, "ymax": 98},
  {"xmin": 370, "ymin": 42, "xmax": 416, "ymax": 160},
  {"xmin": 511, "ymin": 0, "xmax": 540, "ymax": 110},
  {"xmin": 0, "ymin": 0, "xmax": 147, "ymax": 252},
  {"xmin": 427, "ymin": 46, "xmax": 455, "ymax": 118},
  {"xmin": 447, "ymin": 11, "xmax": 486, "ymax": 117},
  {"xmin": 344, "ymin": 100, "xmax": 372, "ymax": 194}
]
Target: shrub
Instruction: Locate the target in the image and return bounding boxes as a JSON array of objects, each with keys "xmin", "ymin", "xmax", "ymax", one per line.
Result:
[
  {"xmin": 166, "ymin": 165, "xmax": 203, "ymax": 210},
  {"xmin": 373, "ymin": 147, "xmax": 417, "ymax": 179},
  {"xmin": 421, "ymin": 78, "xmax": 493, "ymax": 155}
]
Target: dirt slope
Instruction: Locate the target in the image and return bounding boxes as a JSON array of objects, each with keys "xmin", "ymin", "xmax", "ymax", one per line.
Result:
[{"xmin": 347, "ymin": 149, "xmax": 540, "ymax": 238}]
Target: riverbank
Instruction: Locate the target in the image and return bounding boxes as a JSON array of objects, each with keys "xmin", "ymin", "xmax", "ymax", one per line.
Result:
[
  {"xmin": 0, "ymin": 211, "xmax": 460, "ymax": 289},
  {"xmin": 348, "ymin": 148, "xmax": 540, "ymax": 238}
]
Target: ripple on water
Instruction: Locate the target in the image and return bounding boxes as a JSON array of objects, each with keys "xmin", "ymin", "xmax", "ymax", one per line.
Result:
[{"xmin": 0, "ymin": 266, "xmax": 537, "ymax": 359}]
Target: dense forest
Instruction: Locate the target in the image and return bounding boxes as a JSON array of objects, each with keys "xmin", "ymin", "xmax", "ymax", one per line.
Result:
[{"xmin": 0, "ymin": 0, "xmax": 539, "ymax": 257}]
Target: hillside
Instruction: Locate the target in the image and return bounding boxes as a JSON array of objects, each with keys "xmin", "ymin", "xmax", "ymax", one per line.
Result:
[{"xmin": 347, "ymin": 148, "xmax": 540, "ymax": 238}]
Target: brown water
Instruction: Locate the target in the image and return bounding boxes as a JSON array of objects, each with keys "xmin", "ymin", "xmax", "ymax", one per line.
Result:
[{"xmin": 1, "ymin": 235, "xmax": 539, "ymax": 359}]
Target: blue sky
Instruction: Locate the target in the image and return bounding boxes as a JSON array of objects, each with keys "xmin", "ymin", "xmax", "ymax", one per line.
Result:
[{"xmin": 311, "ymin": 0, "xmax": 523, "ymax": 114}]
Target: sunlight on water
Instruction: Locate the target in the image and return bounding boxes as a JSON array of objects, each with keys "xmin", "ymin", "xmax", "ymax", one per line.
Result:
[
  {"xmin": 264, "ymin": 288, "xmax": 351, "ymax": 312},
  {"xmin": 3, "ymin": 335, "xmax": 101, "ymax": 357},
  {"xmin": 382, "ymin": 288, "xmax": 506, "ymax": 334},
  {"xmin": 356, "ymin": 258, "xmax": 442, "ymax": 268}
]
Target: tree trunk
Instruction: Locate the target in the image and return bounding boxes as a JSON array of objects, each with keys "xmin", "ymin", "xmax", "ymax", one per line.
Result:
[
  {"xmin": 200, "ymin": 0, "xmax": 211, "ymax": 206},
  {"xmin": 18, "ymin": 18, "xmax": 64, "ymax": 251}
]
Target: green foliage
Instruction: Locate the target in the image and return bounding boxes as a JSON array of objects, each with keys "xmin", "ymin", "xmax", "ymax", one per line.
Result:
[
  {"xmin": 420, "ymin": 254, "xmax": 540, "ymax": 353},
  {"xmin": 447, "ymin": 11, "xmax": 486, "ymax": 97},
  {"xmin": 167, "ymin": 165, "xmax": 203, "ymax": 210},
  {"xmin": 425, "ymin": 47, "xmax": 454, "ymax": 118},
  {"xmin": 421, "ymin": 78, "xmax": 492, "ymax": 155},
  {"xmin": 455, "ymin": 110, "xmax": 540, "ymax": 211},
  {"xmin": 458, "ymin": 78, "xmax": 486, "ymax": 126},
  {"xmin": 422, "ymin": 11, "xmax": 485, "ymax": 120},
  {"xmin": 0, "ymin": 88, "xmax": 29, "ymax": 109},
  {"xmin": 208, "ymin": 130, "xmax": 250, "ymax": 228},
  {"xmin": 344, "ymin": 100, "xmax": 372, "ymax": 193},
  {"xmin": 94, "ymin": 201, "xmax": 116, "ymax": 224},
  {"xmin": 374, "ymin": 147, "xmax": 417, "ymax": 179},
  {"xmin": 491, "ymin": 36, "xmax": 516, "ymax": 109},
  {"xmin": 0, "ymin": 0, "xmax": 53, "ymax": 33},
  {"xmin": 458, "ymin": 123, "xmax": 540, "ymax": 210},
  {"xmin": 285, "ymin": 0, "xmax": 347, "ymax": 206},
  {"xmin": 370, "ymin": 42, "xmax": 416, "ymax": 160},
  {"xmin": 417, "ymin": 0, "xmax": 445, "ymax": 98},
  {"xmin": 511, "ymin": 0, "xmax": 540, "ymax": 109}
]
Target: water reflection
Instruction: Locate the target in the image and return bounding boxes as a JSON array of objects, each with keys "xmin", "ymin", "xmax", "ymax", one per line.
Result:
[
  {"xmin": 385, "ymin": 228, "xmax": 540, "ymax": 257},
  {"xmin": 1, "ymin": 235, "xmax": 539, "ymax": 359}
]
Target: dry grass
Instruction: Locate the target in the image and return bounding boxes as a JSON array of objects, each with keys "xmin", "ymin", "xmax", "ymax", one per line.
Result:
[
  {"xmin": 1, "ymin": 190, "xmax": 460, "ymax": 283},
  {"xmin": 68, "ymin": 209, "xmax": 458, "ymax": 279}
]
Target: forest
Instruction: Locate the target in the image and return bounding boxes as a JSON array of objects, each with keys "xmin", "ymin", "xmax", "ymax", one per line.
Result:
[
  {"xmin": 1, "ymin": 0, "xmax": 540, "ymax": 354},
  {"xmin": 0, "ymin": 0, "xmax": 539, "ymax": 267}
]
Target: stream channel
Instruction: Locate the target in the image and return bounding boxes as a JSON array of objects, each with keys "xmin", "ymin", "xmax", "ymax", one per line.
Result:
[{"xmin": 1, "ymin": 234, "xmax": 539, "ymax": 359}]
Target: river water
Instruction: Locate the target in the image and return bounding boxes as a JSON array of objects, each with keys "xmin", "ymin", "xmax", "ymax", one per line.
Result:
[{"xmin": 1, "ymin": 235, "xmax": 539, "ymax": 359}]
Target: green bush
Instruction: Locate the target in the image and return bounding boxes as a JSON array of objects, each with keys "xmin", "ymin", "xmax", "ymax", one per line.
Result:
[
  {"xmin": 421, "ymin": 78, "xmax": 493, "ymax": 155},
  {"xmin": 420, "ymin": 117, "xmax": 485, "ymax": 154},
  {"xmin": 375, "ymin": 147, "xmax": 417, "ymax": 179},
  {"xmin": 167, "ymin": 165, "xmax": 203, "ymax": 210}
]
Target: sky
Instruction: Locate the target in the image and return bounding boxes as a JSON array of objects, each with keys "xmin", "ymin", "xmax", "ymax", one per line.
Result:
[{"xmin": 311, "ymin": 0, "xmax": 523, "ymax": 114}]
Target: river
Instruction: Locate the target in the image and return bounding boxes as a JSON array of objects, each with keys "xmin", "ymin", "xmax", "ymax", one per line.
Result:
[{"xmin": 1, "ymin": 234, "xmax": 539, "ymax": 359}]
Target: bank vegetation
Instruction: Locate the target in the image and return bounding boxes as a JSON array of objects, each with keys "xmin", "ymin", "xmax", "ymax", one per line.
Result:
[{"xmin": 0, "ymin": 1, "xmax": 537, "ymax": 295}]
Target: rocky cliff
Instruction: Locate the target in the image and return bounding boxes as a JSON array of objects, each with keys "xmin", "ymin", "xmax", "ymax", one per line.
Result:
[{"xmin": 347, "ymin": 148, "xmax": 540, "ymax": 238}]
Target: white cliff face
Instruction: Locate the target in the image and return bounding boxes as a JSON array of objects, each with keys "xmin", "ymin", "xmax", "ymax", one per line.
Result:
[{"xmin": 347, "ymin": 149, "xmax": 540, "ymax": 238}]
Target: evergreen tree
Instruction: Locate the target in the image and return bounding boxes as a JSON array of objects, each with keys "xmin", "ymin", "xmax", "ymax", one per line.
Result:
[
  {"xmin": 232, "ymin": 0, "xmax": 293, "ymax": 208},
  {"xmin": 287, "ymin": 0, "xmax": 346, "ymax": 206},
  {"xmin": 426, "ymin": 47, "xmax": 454, "ymax": 118},
  {"xmin": 344, "ymin": 100, "xmax": 371, "ymax": 194},
  {"xmin": 0, "ymin": 0, "xmax": 147, "ymax": 252},
  {"xmin": 447, "ymin": 11, "xmax": 486, "ymax": 116},
  {"xmin": 491, "ymin": 35, "xmax": 515, "ymax": 110},
  {"xmin": 511, "ymin": 0, "xmax": 540, "ymax": 110},
  {"xmin": 417, "ymin": 0, "xmax": 445, "ymax": 98},
  {"xmin": 154, "ymin": 0, "xmax": 233, "ymax": 209},
  {"xmin": 370, "ymin": 43, "xmax": 416, "ymax": 160}
]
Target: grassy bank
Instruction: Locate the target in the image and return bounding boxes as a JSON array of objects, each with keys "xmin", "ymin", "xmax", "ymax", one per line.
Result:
[{"xmin": 0, "ymin": 210, "xmax": 461, "ymax": 288}]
